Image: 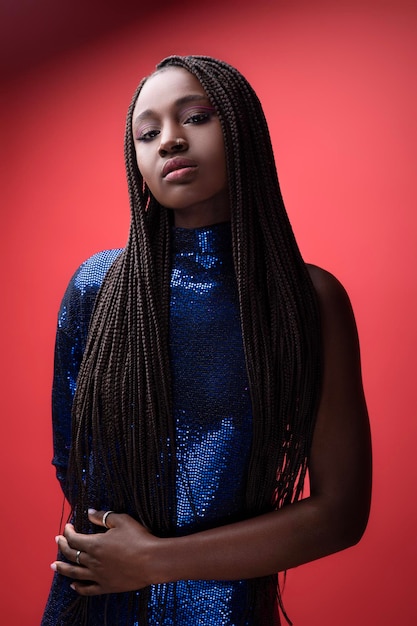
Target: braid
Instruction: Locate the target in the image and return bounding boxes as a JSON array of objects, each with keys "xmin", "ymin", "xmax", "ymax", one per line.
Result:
[
  {"xmin": 66, "ymin": 56, "xmax": 322, "ymax": 624},
  {"xmin": 157, "ymin": 54, "xmax": 321, "ymax": 503},
  {"xmin": 156, "ymin": 56, "xmax": 322, "ymax": 622}
]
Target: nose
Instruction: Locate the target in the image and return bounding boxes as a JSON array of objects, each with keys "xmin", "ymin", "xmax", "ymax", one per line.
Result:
[{"xmin": 158, "ymin": 136, "xmax": 188, "ymax": 157}]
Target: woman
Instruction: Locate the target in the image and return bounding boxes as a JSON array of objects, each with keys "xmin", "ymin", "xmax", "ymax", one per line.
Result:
[{"xmin": 42, "ymin": 55, "xmax": 371, "ymax": 625}]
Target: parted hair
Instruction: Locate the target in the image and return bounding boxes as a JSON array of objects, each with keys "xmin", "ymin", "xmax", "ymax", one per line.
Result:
[{"xmin": 67, "ymin": 55, "xmax": 322, "ymax": 624}]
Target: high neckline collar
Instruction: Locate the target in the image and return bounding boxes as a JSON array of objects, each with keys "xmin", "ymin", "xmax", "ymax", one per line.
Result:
[{"xmin": 171, "ymin": 222, "xmax": 232, "ymax": 256}]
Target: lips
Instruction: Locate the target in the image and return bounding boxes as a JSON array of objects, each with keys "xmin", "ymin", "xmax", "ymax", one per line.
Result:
[{"xmin": 161, "ymin": 157, "xmax": 197, "ymax": 178}]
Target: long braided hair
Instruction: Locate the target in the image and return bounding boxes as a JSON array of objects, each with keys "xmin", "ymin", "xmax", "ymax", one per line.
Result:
[{"xmin": 66, "ymin": 55, "xmax": 322, "ymax": 624}]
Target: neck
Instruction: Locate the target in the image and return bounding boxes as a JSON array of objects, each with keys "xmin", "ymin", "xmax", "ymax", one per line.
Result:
[{"xmin": 171, "ymin": 195, "xmax": 231, "ymax": 229}]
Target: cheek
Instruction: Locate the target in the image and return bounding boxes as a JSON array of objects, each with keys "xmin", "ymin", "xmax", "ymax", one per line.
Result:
[
  {"xmin": 134, "ymin": 155, "xmax": 154, "ymax": 195},
  {"xmin": 134, "ymin": 149, "xmax": 144, "ymax": 177},
  {"xmin": 215, "ymin": 150, "xmax": 228, "ymax": 187},
  {"xmin": 134, "ymin": 144, "xmax": 150, "ymax": 176},
  {"xmin": 139, "ymin": 167, "xmax": 161, "ymax": 200}
]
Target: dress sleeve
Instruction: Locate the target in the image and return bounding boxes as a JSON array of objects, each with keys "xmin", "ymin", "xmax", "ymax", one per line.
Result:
[{"xmin": 51, "ymin": 249, "xmax": 123, "ymax": 499}]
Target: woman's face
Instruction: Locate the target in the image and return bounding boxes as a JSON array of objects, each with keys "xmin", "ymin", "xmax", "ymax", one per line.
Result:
[{"xmin": 132, "ymin": 67, "xmax": 230, "ymax": 228}]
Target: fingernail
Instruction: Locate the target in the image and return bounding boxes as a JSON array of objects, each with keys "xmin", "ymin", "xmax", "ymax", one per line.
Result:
[
  {"xmin": 70, "ymin": 583, "xmax": 76, "ymax": 591},
  {"xmin": 88, "ymin": 508, "xmax": 97, "ymax": 514},
  {"xmin": 55, "ymin": 535, "xmax": 60, "ymax": 544},
  {"xmin": 50, "ymin": 562, "xmax": 57, "ymax": 571}
]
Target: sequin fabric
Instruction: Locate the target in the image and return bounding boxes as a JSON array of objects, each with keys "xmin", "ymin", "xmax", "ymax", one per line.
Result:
[{"xmin": 41, "ymin": 223, "xmax": 272, "ymax": 625}]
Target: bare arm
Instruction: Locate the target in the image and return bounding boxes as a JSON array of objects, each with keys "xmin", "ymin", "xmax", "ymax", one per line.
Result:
[{"xmin": 54, "ymin": 266, "xmax": 372, "ymax": 594}]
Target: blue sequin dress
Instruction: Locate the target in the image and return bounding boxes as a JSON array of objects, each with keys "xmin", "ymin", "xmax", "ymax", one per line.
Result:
[{"xmin": 42, "ymin": 223, "xmax": 276, "ymax": 625}]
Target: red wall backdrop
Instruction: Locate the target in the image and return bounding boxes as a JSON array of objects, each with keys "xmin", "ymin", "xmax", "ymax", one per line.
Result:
[{"xmin": 2, "ymin": 0, "xmax": 416, "ymax": 623}]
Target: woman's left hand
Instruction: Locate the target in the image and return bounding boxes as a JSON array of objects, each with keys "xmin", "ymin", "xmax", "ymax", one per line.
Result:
[{"xmin": 52, "ymin": 509, "xmax": 159, "ymax": 595}]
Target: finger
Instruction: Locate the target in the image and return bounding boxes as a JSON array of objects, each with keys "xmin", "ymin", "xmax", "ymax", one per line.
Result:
[
  {"xmin": 51, "ymin": 560, "xmax": 94, "ymax": 582},
  {"xmin": 63, "ymin": 523, "xmax": 95, "ymax": 554},
  {"xmin": 56, "ymin": 535, "xmax": 84, "ymax": 566},
  {"xmin": 58, "ymin": 527, "xmax": 92, "ymax": 563},
  {"xmin": 63, "ymin": 523, "xmax": 82, "ymax": 548},
  {"xmin": 88, "ymin": 508, "xmax": 117, "ymax": 529},
  {"xmin": 55, "ymin": 533, "xmax": 71, "ymax": 555},
  {"xmin": 70, "ymin": 581, "xmax": 104, "ymax": 596}
]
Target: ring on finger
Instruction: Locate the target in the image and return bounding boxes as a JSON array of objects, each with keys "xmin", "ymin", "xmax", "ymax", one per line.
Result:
[
  {"xmin": 75, "ymin": 549, "xmax": 82, "ymax": 566},
  {"xmin": 102, "ymin": 510, "xmax": 115, "ymax": 529}
]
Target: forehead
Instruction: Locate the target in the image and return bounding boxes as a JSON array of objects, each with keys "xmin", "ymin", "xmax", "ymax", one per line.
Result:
[{"xmin": 133, "ymin": 67, "xmax": 209, "ymax": 117}]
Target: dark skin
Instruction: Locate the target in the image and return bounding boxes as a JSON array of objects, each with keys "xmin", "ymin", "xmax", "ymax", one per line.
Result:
[
  {"xmin": 51, "ymin": 68, "xmax": 372, "ymax": 595},
  {"xmin": 52, "ymin": 264, "xmax": 371, "ymax": 594}
]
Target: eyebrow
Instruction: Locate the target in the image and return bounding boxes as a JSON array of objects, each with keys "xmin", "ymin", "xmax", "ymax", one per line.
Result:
[{"xmin": 133, "ymin": 94, "xmax": 210, "ymax": 126}]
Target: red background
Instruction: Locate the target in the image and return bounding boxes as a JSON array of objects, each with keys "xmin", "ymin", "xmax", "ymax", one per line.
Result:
[{"xmin": 1, "ymin": 0, "xmax": 416, "ymax": 623}]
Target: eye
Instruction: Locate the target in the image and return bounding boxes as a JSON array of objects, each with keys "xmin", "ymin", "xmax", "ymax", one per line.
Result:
[
  {"xmin": 185, "ymin": 112, "xmax": 210, "ymax": 124},
  {"xmin": 136, "ymin": 126, "xmax": 160, "ymax": 142},
  {"xmin": 182, "ymin": 106, "xmax": 216, "ymax": 126},
  {"xmin": 137, "ymin": 129, "xmax": 160, "ymax": 142}
]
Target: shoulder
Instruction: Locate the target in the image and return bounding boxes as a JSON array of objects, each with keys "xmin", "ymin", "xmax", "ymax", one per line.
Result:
[
  {"xmin": 306, "ymin": 263, "xmax": 355, "ymax": 323},
  {"xmin": 306, "ymin": 264, "xmax": 361, "ymax": 374},
  {"xmin": 307, "ymin": 264, "xmax": 350, "ymax": 302},
  {"xmin": 71, "ymin": 248, "xmax": 124, "ymax": 295},
  {"xmin": 57, "ymin": 249, "xmax": 123, "ymax": 335}
]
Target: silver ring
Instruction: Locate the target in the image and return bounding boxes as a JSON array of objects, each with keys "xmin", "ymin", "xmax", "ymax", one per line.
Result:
[
  {"xmin": 75, "ymin": 549, "xmax": 82, "ymax": 566},
  {"xmin": 102, "ymin": 510, "xmax": 114, "ymax": 529}
]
